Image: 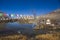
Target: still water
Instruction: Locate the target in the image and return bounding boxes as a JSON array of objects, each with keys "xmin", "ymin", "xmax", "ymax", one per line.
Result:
[
  {"xmin": 0, "ymin": 22, "xmax": 35, "ymax": 29},
  {"xmin": 0, "ymin": 22, "xmax": 36, "ymax": 34}
]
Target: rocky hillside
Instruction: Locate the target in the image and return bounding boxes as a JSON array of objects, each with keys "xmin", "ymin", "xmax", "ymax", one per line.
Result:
[{"xmin": 39, "ymin": 9, "xmax": 60, "ymax": 19}]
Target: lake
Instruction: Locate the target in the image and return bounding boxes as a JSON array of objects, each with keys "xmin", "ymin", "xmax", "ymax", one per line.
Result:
[{"xmin": 0, "ymin": 22, "xmax": 36, "ymax": 35}]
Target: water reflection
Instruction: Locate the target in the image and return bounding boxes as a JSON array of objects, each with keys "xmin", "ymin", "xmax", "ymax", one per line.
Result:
[
  {"xmin": 0, "ymin": 22, "xmax": 35, "ymax": 29},
  {"xmin": 0, "ymin": 22, "xmax": 36, "ymax": 35},
  {"xmin": 5, "ymin": 22, "xmax": 35, "ymax": 29}
]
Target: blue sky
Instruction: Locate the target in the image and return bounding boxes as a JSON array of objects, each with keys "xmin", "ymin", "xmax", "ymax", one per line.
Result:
[{"xmin": 0, "ymin": 0, "xmax": 60, "ymax": 15}]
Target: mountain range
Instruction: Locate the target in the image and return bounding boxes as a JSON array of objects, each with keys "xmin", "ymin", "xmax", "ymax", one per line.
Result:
[{"xmin": 39, "ymin": 9, "xmax": 60, "ymax": 20}]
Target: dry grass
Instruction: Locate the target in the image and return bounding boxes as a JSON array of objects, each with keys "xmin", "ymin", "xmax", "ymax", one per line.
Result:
[
  {"xmin": 0, "ymin": 34, "xmax": 27, "ymax": 40},
  {"xmin": 35, "ymin": 33, "xmax": 60, "ymax": 40}
]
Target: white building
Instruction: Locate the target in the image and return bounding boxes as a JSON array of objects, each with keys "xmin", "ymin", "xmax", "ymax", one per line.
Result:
[{"xmin": 46, "ymin": 19, "xmax": 51, "ymax": 24}]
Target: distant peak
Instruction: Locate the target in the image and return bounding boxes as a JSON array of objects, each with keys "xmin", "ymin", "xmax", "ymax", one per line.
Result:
[
  {"xmin": 49, "ymin": 9, "xmax": 60, "ymax": 14},
  {"xmin": 54, "ymin": 9, "xmax": 60, "ymax": 12}
]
